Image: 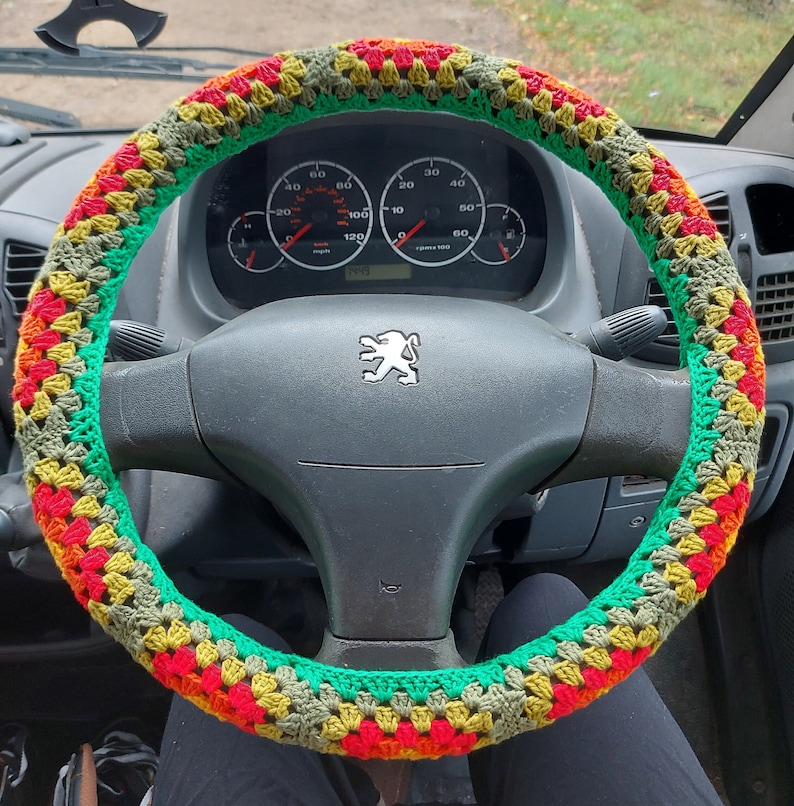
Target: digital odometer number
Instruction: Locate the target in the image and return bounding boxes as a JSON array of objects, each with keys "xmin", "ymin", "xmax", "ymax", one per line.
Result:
[
  {"xmin": 266, "ymin": 161, "xmax": 373, "ymax": 270},
  {"xmin": 379, "ymin": 157, "xmax": 485, "ymax": 267}
]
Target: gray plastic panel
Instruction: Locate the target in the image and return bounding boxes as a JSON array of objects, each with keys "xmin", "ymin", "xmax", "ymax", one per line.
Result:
[
  {"xmin": 100, "ymin": 294, "xmax": 597, "ymax": 639},
  {"xmin": 188, "ymin": 294, "xmax": 595, "ymax": 639}
]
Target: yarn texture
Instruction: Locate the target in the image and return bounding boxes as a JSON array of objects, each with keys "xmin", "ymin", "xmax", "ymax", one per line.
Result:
[{"xmin": 13, "ymin": 40, "xmax": 764, "ymax": 759}]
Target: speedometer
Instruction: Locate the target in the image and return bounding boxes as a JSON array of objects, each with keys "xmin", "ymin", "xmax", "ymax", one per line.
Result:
[
  {"xmin": 266, "ymin": 161, "xmax": 373, "ymax": 270},
  {"xmin": 379, "ymin": 157, "xmax": 485, "ymax": 267}
]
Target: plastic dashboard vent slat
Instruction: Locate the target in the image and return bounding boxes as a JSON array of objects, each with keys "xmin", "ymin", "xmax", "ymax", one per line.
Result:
[
  {"xmin": 643, "ymin": 194, "xmax": 732, "ymax": 352},
  {"xmin": 3, "ymin": 241, "xmax": 46, "ymax": 318},
  {"xmin": 644, "ymin": 279, "xmax": 679, "ymax": 346},
  {"xmin": 755, "ymin": 271, "xmax": 794, "ymax": 342},
  {"xmin": 702, "ymin": 192, "xmax": 732, "ymax": 246},
  {"xmin": 646, "ymin": 269, "xmax": 794, "ymax": 354}
]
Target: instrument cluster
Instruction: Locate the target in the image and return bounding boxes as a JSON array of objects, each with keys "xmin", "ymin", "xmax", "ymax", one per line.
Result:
[{"xmin": 206, "ymin": 120, "xmax": 548, "ymax": 308}]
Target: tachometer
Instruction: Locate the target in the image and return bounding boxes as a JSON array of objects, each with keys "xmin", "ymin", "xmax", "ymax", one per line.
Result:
[
  {"xmin": 266, "ymin": 161, "xmax": 372, "ymax": 270},
  {"xmin": 379, "ymin": 157, "xmax": 485, "ymax": 267}
]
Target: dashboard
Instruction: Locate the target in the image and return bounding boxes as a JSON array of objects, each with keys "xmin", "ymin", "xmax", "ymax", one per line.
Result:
[
  {"xmin": 204, "ymin": 121, "xmax": 547, "ymax": 306},
  {"xmin": 2, "ymin": 109, "xmax": 794, "ymax": 571}
]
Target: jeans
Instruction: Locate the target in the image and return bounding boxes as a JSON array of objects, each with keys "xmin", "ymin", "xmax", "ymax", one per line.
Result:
[{"xmin": 153, "ymin": 574, "xmax": 722, "ymax": 805}]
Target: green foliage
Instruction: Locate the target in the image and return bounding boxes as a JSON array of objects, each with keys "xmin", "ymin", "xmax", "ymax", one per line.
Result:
[{"xmin": 487, "ymin": 0, "xmax": 794, "ymax": 135}]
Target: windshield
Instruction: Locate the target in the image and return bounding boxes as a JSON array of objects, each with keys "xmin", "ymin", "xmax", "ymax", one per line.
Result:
[{"xmin": 0, "ymin": 0, "xmax": 792, "ymax": 137}]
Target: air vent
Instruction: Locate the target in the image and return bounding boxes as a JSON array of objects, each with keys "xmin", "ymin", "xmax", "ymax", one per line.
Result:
[
  {"xmin": 646, "ymin": 271, "xmax": 794, "ymax": 353},
  {"xmin": 702, "ymin": 192, "xmax": 732, "ymax": 246},
  {"xmin": 3, "ymin": 241, "xmax": 45, "ymax": 317},
  {"xmin": 755, "ymin": 271, "xmax": 794, "ymax": 342},
  {"xmin": 644, "ymin": 279, "xmax": 679, "ymax": 346}
]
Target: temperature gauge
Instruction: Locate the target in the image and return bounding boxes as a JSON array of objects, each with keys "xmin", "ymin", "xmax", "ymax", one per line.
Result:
[{"xmin": 227, "ymin": 211, "xmax": 282, "ymax": 273}]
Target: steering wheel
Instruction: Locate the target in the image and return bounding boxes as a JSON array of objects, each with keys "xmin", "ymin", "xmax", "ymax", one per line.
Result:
[{"xmin": 13, "ymin": 40, "xmax": 765, "ymax": 760}]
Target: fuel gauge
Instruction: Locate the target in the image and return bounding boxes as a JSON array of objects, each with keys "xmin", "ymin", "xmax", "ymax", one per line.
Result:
[
  {"xmin": 227, "ymin": 211, "xmax": 282, "ymax": 273},
  {"xmin": 472, "ymin": 204, "xmax": 526, "ymax": 266}
]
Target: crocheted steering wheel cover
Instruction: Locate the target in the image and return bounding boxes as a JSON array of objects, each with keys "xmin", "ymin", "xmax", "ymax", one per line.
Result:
[{"xmin": 14, "ymin": 40, "xmax": 765, "ymax": 759}]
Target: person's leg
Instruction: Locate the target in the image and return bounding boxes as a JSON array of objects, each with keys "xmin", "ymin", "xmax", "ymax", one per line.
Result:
[
  {"xmin": 153, "ymin": 616, "xmax": 379, "ymax": 806},
  {"xmin": 468, "ymin": 574, "xmax": 723, "ymax": 806}
]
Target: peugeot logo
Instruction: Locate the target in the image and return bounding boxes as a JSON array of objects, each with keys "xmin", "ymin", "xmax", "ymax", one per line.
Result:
[{"xmin": 359, "ymin": 330, "xmax": 421, "ymax": 385}]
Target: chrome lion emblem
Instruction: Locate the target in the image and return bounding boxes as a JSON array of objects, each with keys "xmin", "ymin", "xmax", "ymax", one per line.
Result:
[{"xmin": 359, "ymin": 330, "xmax": 421, "ymax": 386}]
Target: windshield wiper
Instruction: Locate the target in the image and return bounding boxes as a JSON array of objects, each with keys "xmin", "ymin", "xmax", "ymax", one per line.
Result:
[
  {"xmin": 0, "ymin": 2, "xmax": 268, "ymax": 130},
  {"xmin": 0, "ymin": 96, "xmax": 81, "ymax": 130},
  {"xmin": 0, "ymin": 45, "xmax": 265, "ymax": 83}
]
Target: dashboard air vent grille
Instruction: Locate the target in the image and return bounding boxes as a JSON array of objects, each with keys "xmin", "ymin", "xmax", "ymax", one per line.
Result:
[
  {"xmin": 702, "ymin": 192, "xmax": 732, "ymax": 245},
  {"xmin": 755, "ymin": 271, "xmax": 794, "ymax": 342},
  {"xmin": 3, "ymin": 241, "xmax": 45, "ymax": 317},
  {"xmin": 647, "ymin": 271, "xmax": 794, "ymax": 350},
  {"xmin": 645, "ymin": 279, "xmax": 679, "ymax": 346}
]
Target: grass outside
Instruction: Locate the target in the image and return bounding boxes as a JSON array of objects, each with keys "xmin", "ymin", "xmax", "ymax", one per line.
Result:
[{"xmin": 483, "ymin": 0, "xmax": 794, "ymax": 136}]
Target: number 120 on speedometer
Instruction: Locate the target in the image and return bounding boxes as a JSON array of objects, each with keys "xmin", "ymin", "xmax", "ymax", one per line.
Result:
[{"xmin": 379, "ymin": 157, "xmax": 486, "ymax": 267}]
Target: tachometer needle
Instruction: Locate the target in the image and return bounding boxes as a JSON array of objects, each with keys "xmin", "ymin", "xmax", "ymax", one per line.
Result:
[
  {"xmin": 394, "ymin": 219, "xmax": 426, "ymax": 249},
  {"xmin": 281, "ymin": 222, "xmax": 312, "ymax": 251},
  {"xmin": 498, "ymin": 241, "xmax": 511, "ymax": 263}
]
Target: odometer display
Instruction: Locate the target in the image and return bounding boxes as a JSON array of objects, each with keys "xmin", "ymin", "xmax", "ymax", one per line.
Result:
[
  {"xmin": 379, "ymin": 157, "xmax": 486, "ymax": 267},
  {"xmin": 266, "ymin": 161, "xmax": 373, "ymax": 270}
]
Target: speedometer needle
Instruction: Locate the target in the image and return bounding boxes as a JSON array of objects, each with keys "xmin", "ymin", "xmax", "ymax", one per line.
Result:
[
  {"xmin": 281, "ymin": 222, "xmax": 312, "ymax": 251},
  {"xmin": 394, "ymin": 219, "xmax": 426, "ymax": 249}
]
